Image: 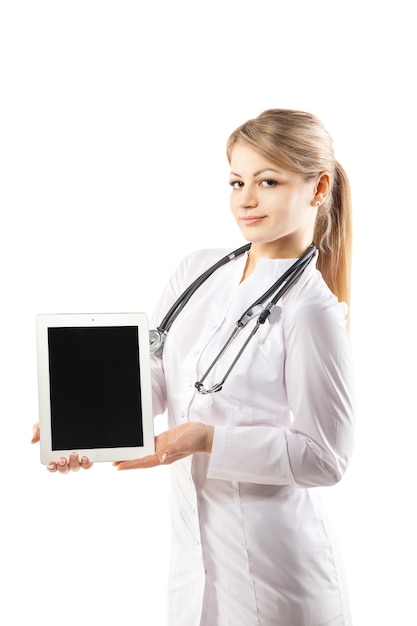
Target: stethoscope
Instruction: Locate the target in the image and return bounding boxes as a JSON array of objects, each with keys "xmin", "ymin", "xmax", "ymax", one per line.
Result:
[{"xmin": 149, "ymin": 242, "xmax": 317, "ymax": 393}]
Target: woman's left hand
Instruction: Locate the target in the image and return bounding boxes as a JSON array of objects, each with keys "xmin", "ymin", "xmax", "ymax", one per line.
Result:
[{"xmin": 113, "ymin": 421, "xmax": 214, "ymax": 470}]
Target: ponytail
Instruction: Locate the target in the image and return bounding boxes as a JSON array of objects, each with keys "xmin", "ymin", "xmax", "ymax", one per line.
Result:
[{"xmin": 314, "ymin": 161, "xmax": 352, "ymax": 308}]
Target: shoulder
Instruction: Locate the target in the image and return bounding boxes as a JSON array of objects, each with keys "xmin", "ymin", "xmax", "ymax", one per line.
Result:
[
  {"xmin": 180, "ymin": 247, "xmax": 234, "ymax": 266},
  {"xmin": 174, "ymin": 247, "xmax": 242, "ymax": 284},
  {"xmin": 283, "ymin": 263, "xmax": 349, "ymax": 334}
]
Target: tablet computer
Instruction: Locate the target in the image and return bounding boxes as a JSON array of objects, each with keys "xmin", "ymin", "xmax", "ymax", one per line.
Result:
[{"xmin": 36, "ymin": 312, "xmax": 155, "ymax": 464}]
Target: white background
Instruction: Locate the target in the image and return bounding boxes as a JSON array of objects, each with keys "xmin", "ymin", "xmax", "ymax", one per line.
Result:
[{"xmin": 1, "ymin": 1, "xmax": 416, "ymax": 624}]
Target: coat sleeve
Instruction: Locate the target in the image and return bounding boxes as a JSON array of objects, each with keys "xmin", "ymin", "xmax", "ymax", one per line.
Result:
[
  {"xmin": 148, "ymin": 269, "xmax": 182, "ymax": 418},
  {"xmin": 148, "ymin": 252, "xmax": 200, "ymax": 417},
  {"xmin": 207, "ymin": 298, "xmax": 356, "ymax": 487}
]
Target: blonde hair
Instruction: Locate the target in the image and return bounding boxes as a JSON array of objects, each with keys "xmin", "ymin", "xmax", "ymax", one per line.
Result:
[{"xmin": 226, "ymin": 109, "xmax": 352, "ymax": 307}]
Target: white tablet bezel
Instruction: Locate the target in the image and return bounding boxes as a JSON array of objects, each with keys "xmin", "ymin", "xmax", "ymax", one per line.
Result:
[{"xmin": 36, "ymin": 312, "xmax": 155, "ymax": 464}]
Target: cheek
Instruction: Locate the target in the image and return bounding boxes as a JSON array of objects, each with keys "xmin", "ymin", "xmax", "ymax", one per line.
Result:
[
  {"xmin": 285, "ymin": 190, "xmax": 309, "ymax": 214},
  {"xmin": 229, "ymin": 195, "xmax": 238, "ymax": 215}
]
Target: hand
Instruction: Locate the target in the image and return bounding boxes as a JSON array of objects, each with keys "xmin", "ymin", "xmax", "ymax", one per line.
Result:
[
  {"xmin": 113, "ymin": 421, "xmax": 214, "ymax": 470},
  {"xmin": 31, "ymin": 422, "xmax": 93, "ymax": 474}
]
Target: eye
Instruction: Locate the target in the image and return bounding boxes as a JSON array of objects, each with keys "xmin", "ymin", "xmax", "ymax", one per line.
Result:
[
  {"xmin": 260, "ymin": 179, "xmax": 278, "ymax": 187},
  {"xmin": 229, "ymin": 180, "xmax": 244, "ymax": 189}
]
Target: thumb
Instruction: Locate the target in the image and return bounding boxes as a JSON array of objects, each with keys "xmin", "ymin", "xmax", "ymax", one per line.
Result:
[
  {"xmin": 31, "ymin": 423, "xmax": 40, "ymax": 444},
  {"xmin": 160, "ymin": 446, "xmax": 181, "ymax": 464}
]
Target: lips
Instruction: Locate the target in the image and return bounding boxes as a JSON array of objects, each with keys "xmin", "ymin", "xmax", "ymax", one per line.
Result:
[{"xmin": 240, "ymin": 216, "xmax": 265, "ymax": 225}]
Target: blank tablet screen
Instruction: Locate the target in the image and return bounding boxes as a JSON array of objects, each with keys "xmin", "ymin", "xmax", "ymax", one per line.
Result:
[{"xmin": 48, "ymin": 325, "xmax": 144, "ymax": 451}]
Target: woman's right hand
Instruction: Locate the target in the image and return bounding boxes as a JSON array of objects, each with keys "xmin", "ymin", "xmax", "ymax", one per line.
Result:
[{"xmin": 31, "ymin": 422, "xmax": 94, "ymax": 474}]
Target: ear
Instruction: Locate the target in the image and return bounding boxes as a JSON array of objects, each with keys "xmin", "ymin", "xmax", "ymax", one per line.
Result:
[{"xmin": 311, "ymin": 172, "xmax": 331, "ymax": 207}]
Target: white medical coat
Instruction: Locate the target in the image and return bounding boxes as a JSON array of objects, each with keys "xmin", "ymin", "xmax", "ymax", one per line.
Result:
[{"xmin": 150, "ymin": 248, "xmax": 355, "ymax": 626}]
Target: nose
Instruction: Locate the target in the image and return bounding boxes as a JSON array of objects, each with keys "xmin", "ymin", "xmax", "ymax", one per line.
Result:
[{"xmin": 239, "ymin": 185, "xmax": 258, "ymax": 209}]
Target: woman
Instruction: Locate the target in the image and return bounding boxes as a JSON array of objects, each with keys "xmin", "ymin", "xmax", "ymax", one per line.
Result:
[{"xmin": 33, "ymin": 109, "xmax": 356, "ymax": 625}]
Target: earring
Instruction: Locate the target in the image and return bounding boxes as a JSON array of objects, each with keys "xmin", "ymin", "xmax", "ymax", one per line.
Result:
[{"xmin": 316, "ymin": 201, "xmax": 320, "ymax": 207}]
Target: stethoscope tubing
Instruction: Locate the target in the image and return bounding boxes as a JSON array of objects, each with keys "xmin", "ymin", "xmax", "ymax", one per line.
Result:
[
  {"xmin": 149, "ymin": 242, "xmax": 317, "ymax": 392},
  {"xmin": 236, "ymin": 243, "xmax": 316, "ymax": 326},
  {"xmin": 157, "ymin": 243, "xmax": 251, "ymax": 334},
  {"xmin": 194, "ymin": 243, "xmax": 316, "ymax": 393}
]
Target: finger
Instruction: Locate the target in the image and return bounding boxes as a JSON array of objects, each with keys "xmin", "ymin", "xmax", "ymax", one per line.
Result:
[
  {"xmin": 80, "ymin": 456, "xmax": 93, "ymax": 470},
  {"xmin": 56, "ymin": 457, "xmax": 70, "ymax": 474},
  {"xmin": 45, "ymin": 457, "xmax": 92, "ymax": 473},
  {"xmin": 113, "ymin": 454, "xmax": 162, "ymax": 470},
  {"xmin": 31, "ymin": 423, "xmax": 40, "ymax": 444},
  {"xmin": 68, "ymin": 452, "xmax": 81, "ymax": 472}
]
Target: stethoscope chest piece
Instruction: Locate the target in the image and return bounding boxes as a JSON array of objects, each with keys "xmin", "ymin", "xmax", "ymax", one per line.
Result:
[
  {"xmin": 268, "ymin": 305, "xmax": 282, "ymax": 324},
  {"xmin": 149, "ymin": 329, "xmax": 166, "ymax": 357}
]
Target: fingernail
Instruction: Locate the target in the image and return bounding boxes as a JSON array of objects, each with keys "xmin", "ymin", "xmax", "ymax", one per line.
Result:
[
  {"xmin": 69, "ymin": 452, "xmax": 77, "ymax": 461},
  {"xmin": 47, "ymin": 462, "xmax": 55, "ymax": 470},
  {"xmin": 81, "ymin": 456, "xmax": 88, "ymax": 464},
  {"xmin": 58, "ymin": 458, "xmax": 66, "ymax": 466},
  {"xmin": 160, "ymin": 452, "xmax": 167, "ymax": 463}
]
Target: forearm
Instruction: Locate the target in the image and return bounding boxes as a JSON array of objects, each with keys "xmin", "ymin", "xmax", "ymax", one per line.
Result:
[{"xmin": 207, "ymin": 423, "xmax": 352, "ymax": 487}]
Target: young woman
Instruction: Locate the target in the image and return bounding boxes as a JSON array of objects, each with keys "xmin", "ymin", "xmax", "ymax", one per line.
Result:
[{"xmin": 33, "ymin": 109, "xmax": 356, "ymax": 625}]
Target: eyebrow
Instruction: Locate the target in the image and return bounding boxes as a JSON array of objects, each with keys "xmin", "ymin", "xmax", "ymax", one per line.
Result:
[{"xmin": 229, "ymin": 167, "xmax": 282, "ymax": 178}]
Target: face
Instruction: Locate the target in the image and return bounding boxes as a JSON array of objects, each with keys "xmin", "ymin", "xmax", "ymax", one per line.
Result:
[{"xmin": 229, "ymin": 143, "xmax": 325, "ymax": 258}]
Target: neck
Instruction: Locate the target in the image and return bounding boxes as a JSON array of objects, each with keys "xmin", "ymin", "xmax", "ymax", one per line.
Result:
[{"xmin": 241, "ymin": 241, "xmax": 313, "ymax": 282}]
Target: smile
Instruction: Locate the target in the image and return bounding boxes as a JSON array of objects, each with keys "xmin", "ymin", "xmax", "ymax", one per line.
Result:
[{"xmin": 240, "ymin": 216, "xmax": 266, "ymax": 225}]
